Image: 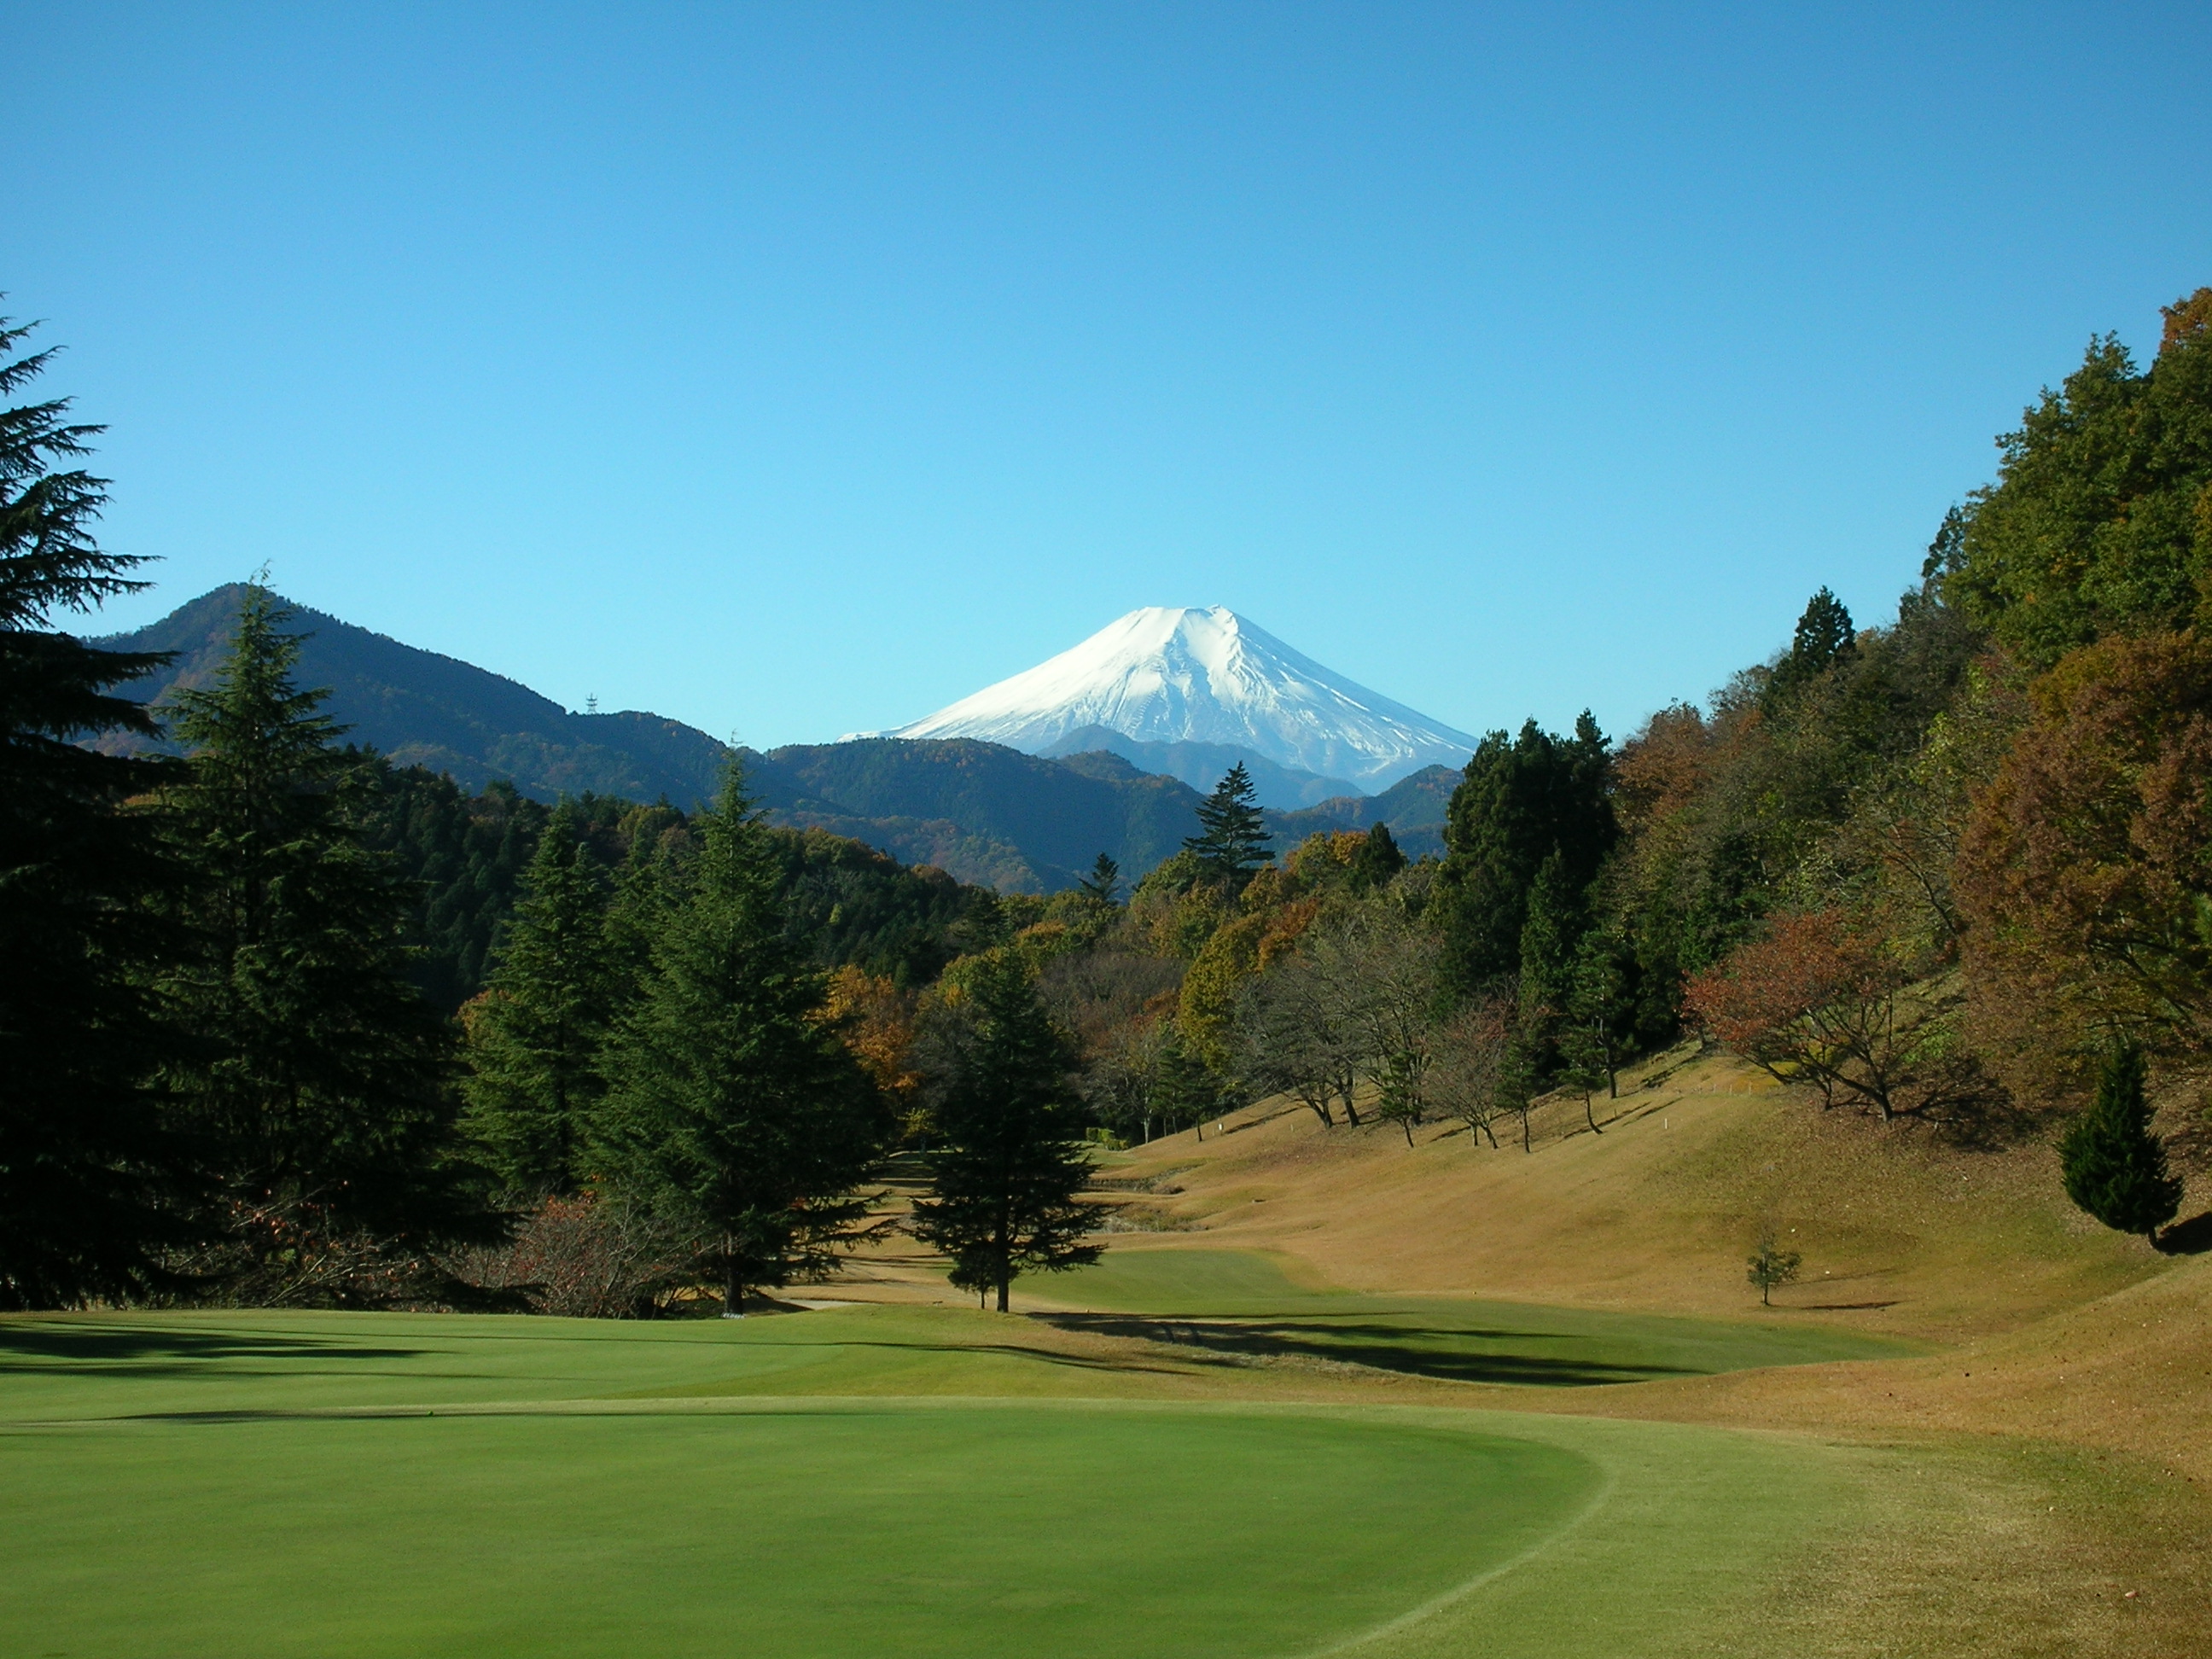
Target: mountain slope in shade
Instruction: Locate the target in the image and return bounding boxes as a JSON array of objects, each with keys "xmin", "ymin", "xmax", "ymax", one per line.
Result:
[
  {"xmin": 1035, "ymin": 725, "xmax": 1359, "ymax": 808},
  {"xmin": 1263, "ymin": 764, "xmax": 1462, "ymax": 860},
  {"xmin": 96, "ymin": 585, "xmax": 734, "ymax": 807},
  {"xmin": 746, "ymin": 739, "xmax": 1204, "ymax": 894},
  {"xmin": 864, "ymin": 606, "xmax": 1478, "ymax": 789}
]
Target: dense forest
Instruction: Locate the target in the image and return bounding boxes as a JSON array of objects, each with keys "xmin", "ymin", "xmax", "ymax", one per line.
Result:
[{"xmin": 4, "ymin": 288, "xmax": 2207, "ymax": 1316}]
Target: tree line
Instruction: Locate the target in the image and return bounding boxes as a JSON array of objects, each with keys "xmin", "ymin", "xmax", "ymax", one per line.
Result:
[
  {"xmin": 987, "ymin": 290, "xmax": 2212, "ymax": 1249},
  {"xmin": 10, "ymin": 287, "xmax": 2206, "ymax": 1313},
  {"xmin": 1, "ymin": 313, "xmax": 1099, "ymax": 1313}
]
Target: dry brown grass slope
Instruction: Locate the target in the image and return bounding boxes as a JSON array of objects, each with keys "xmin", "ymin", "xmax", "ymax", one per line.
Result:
[{"xmin": 1115, "ymin": 1048, "xmax": 2182, "ymax": 1329}]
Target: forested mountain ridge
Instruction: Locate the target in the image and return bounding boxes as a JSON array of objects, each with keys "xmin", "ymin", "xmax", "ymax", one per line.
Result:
[
  {"xmin": 748, "ymin": 738, "xmax": 1205, "ymax": 892},
  {"xmin": 92, "ymin": 588, "xmax": 1240, "ymax": 892},
  {"xmin": 1265, "ymin": 764, "xmax": 1458, "ymax": 857},
  {"xmin": 1035, "ymin": 725, "xmax": 1359, "ymax": 808},
  {"xmin": 97, "ymin": 585, "xmax": 734, "ymax": 806}
]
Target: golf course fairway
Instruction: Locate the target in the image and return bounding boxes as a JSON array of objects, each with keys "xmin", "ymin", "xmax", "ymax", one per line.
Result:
[{"xmin": 1, "ymin": 1303, "xmax": 1870, "ymax": 1659}]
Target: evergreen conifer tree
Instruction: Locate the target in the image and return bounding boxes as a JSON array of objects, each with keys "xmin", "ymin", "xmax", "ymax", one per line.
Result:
[
  {"xmin": 1078, "ymin": 853, "xmax": 1121, "ymax": 905},
  {"xmin": 463, "ymin": 806, "xmax": 622, "ymax": 1192},
  {"xmin": 594, "ymin": 765, "xmax": 892, "ymax": 1314},
  {"xmin": 1184, "ymin": 763, "xmax": 1272, "ymax": 892},
  {"xmin": 2060, "ymin": 1045, "xmax": 2183, "ymax": 1240},
  {"xmin": 158, "ymin": 585, "xmax": 488, "ymax": 1300},
  {"xmin": 1435, "ymin": 714, "xmax": 1615, "ymax": 994},
  {"xmin": 1153, "ymin": 1019, "xmax": 1231, "ymax": 1140},
  {"xmin": 1762, "ymin": 587, "xmax": 1857, "ymax": 711},
  {"xmin": 1347, "ymin": 822, "xmax": 1406, "ymax": 891},
  {"xmin": 1559, "ymin": 921, "xmax": 1634, "ymax": 1122},
  {"xmin": 910, "ymin": 952, "xmax": 1103, "ymax": 1310},
  {"xmin": 0, "ymin": 312, "xmax": 189, "ymax": 1307}
]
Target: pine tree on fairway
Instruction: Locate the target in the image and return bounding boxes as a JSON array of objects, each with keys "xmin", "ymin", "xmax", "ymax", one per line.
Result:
[
  {"xmin": 1154, "ymin": 1019, "xmax": 1231, "ymax": 1139},
  {"xmin": 910, "ymin": 952, "xmax": 1102, "ymax": 1311},
  {"xmin": 594, "ymin": 765, "xmax": 892, "ymax": 1315},
  {"xmin": 159, "ymin": 585, "xmax": 490, "ymax": 1301},
  {"xmin": 1185, "ymin": 764, "xmax": 1272, "ymax": 892},
  {"xmin": 2060, "ymin": 1045, "xmax": 2183, "ymax": 1240},
  {"xmin": 463, "ymin": 806, "xmax": 622, "ymax": 1192},
  {"xmin": 0, "ymin": 312, "xmax": 190, "ymax": 1307}
]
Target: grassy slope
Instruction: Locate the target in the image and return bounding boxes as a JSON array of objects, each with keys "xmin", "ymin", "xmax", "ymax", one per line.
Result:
[
  {"xmin": 1059, "ymin": 1046, "xmax": 2212, "ymax": 1652},
  {"xmin": 1084, "ymin": 1046, "xmax": 2169, "ymax": 1342}
]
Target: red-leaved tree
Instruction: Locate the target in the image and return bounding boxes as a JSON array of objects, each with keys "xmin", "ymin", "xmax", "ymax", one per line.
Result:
[{"xmin": 1685, "ymin": 911, "xmax": 1921, "ymax": 1119}]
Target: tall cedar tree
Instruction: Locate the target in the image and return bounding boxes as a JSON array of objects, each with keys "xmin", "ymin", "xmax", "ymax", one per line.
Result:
[
  {"xmin": 1761, "ymin": 587, "xmax": 1858, "ymax": 713},
  {"xmin": 159, "ymin": 586, "xmax": 489, "ymax": 1299},
  {"xmin": 1078, "ymin": 852, "xmax": 1122, "ymax": 905},
  {"xmin": 910, "ymin": 952, "xmax": 1103, "ymax": 1310},
  {"xmin": 594, "ymin": 766, "xmax": 892, "ymax": 1315},
  {"xmin": 1348, "ymin": 821, "xmax": 1407, "ymax": 891},
  {"xmin": 463, "ymin": 806, "xmax": 622, "ymax": 1192},
  {"xmin": 1435, "ymin": 713, "xmax": 1615, "ymax": 996},
  {"xmin": 1185, "ymin": 763, "xmax": 1273, "ymax": 892},
  {"xmin": 1560, "ymin": 923, "xmax": 1633, "ymax": 1108},
  {"xmin": 0, "ymin": 313, "xmax": 189, "ymax": 1307},
  {"xmin": 2059, "ymin": 1046, "xmax": 2183, "ymax": 1240}
]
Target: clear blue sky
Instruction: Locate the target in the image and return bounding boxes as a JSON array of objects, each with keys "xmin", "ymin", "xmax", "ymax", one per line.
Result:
[{"xmin": 6, "ymin": 3, "xmax": 2209, "ymax": 752}]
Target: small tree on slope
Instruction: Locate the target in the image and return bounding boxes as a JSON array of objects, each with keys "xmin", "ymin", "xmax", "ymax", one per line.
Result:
[
  {"xmin": 1747, "ymin": 1231, "xmax": 1802, "ymax": 1307},
  {"xmin": 2059, "ymin": 1045, "xmax": 2182, "ymax": 1241},
  {"xmin": 910, "ymin": 952, "xmax": 1102, "ymax": 1311}
]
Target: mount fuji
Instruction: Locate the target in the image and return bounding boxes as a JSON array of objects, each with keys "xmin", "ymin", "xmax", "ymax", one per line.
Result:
[{"xmin": 861, "ymin": 607, "xmax": 1479, "ymax": 792}]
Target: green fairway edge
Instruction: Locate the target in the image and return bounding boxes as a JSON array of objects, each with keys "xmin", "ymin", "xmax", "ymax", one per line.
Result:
[{"xmin": 20, "ymin": 1394, "xmax": 1854, "ymax": 1659}]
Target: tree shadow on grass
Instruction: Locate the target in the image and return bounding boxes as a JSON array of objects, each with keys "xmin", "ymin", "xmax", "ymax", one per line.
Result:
[
  {"xmin": 0, "ymin": 1322, "xmax": 426, "ymax": 1377},
  {"xmin": 1032, "ymin": 1313, "xmax": 1696, "ymax": 1387},
  {"xmin": 768, "ymin": 1336, "xmax": 1195, "ymax": 1378},
  {"xmin": 2156, "ymin": 1211, "xmax": 2212, "ymax": 1255}
]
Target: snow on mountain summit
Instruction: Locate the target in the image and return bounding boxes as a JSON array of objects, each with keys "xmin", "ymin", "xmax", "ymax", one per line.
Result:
[{"xmin": 859, "ymin": 607, "xmax": 1478, "ymax": 789}]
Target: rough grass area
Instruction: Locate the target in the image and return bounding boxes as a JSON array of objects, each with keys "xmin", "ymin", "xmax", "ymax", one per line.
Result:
[{"xmin": 1091, "ymin": 1048, "xmax": 2185, "ymax": 1344}]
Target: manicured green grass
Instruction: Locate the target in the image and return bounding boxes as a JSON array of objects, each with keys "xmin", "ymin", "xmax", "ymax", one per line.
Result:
[
  {"xmin": 0, "ymin": 1284, "xmax": 1901, "ymax": 1657},
  {"xmin": 3, "ymin": 1399, "xmax": 1604, "ymax": 1659},
  {"xmin": 1027, "ymin": 1248, "xmax": 1919, "ymax": 1383}
]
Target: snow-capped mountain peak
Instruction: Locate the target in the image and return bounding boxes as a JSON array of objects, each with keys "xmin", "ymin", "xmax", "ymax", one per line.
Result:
[{"xmin": 857, "ymin": 606, "xmax": 1477, "ymax": 789}]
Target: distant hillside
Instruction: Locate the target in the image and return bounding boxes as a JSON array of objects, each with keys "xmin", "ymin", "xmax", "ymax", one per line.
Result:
[
  {"xmin": 95, "ymin": 586, "xmax": 1464, "ymax": 888},
  {"xmin": 747, "ymin": 740, "xmax": 1205, "ymax": 893},
  {"xmin": 96, "ymin": 585, "xmax": 733, "ymax": 808},
  {"xmin": 1264, "ymin": 763, "xmax": 1460, "ymax": 859},
  {"xmin": 91, "ymin": 587, "xmax": 1217, "ymax": 894},
  {"xmin": 1035, "ymin": 725, "xmax": 1357, "ymax": 808}
]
